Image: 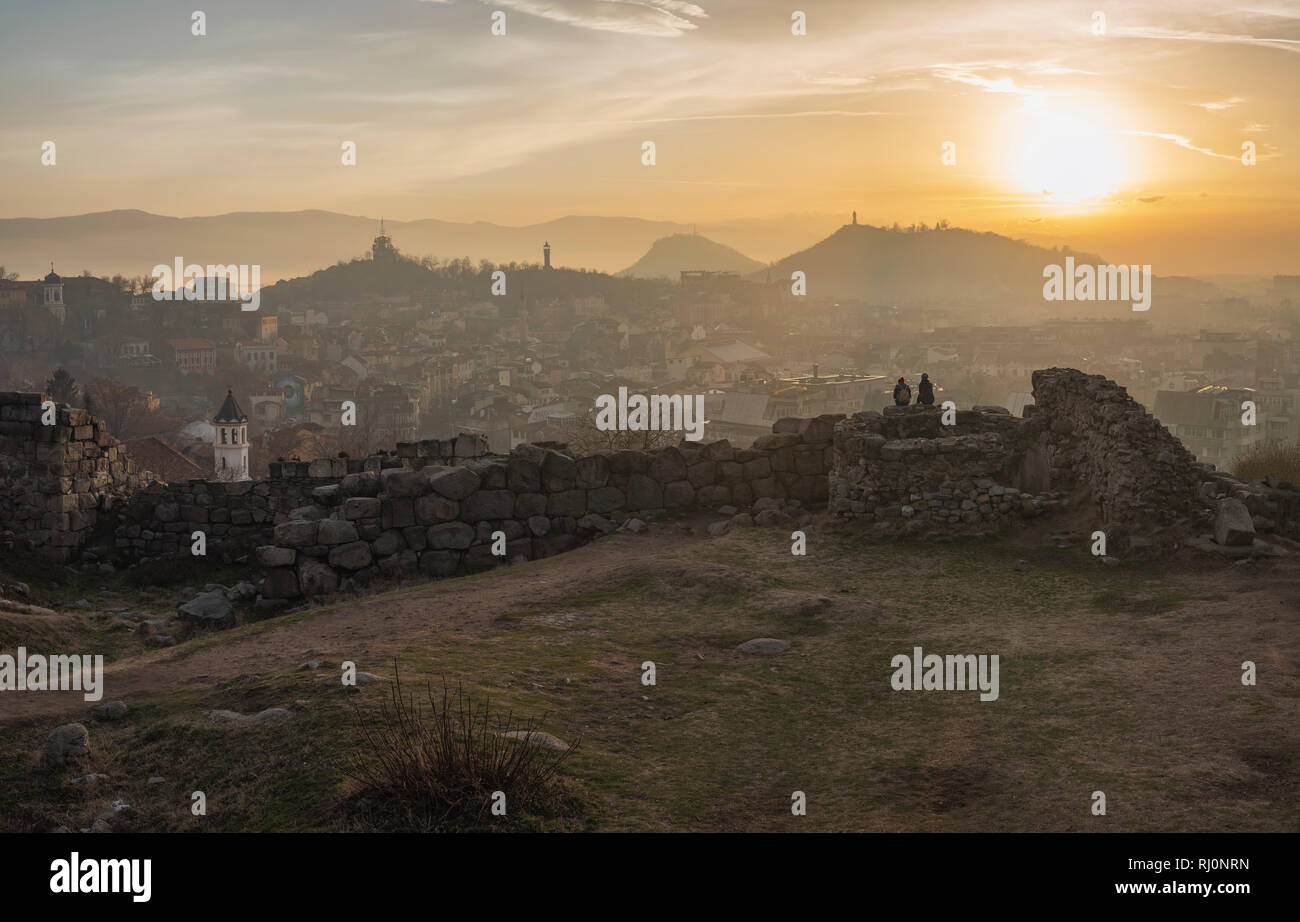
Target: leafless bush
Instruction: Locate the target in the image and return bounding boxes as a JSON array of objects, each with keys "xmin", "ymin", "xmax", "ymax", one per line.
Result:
[
  {"xmin": 346, "ymin": 664, "xmax": 577, "ymax": 831},
  {"xmin": 1233, "ymin": 442, "xmax": 1300, "ymax": 486}
]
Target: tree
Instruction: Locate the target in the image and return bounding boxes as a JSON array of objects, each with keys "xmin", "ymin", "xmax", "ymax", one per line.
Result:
[
  {"xmin": 563, "ymin": 411, "xmax": 681, "ymax": 454},
  {"xmin": 85, "ymin": 377, "xmax": 149, "ymax": 439},
  {"xmin": 45, "ymin": 367, "xmax": 78, "ymax": 404}
]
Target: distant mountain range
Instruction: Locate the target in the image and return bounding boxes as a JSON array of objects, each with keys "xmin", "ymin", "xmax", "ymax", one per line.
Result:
[
  {"xmin": 0, "ymin": 209, "xmax": 1242, "ymax": 310},
  {"xmin": 0, "ymin": 210, "xmax": 833, "ymax": 283},
  {"xmin": 618, "ymin": 233, "xmax": 766, "ymax": 279}
]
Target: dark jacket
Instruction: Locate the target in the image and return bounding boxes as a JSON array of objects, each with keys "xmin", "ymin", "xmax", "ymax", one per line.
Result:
[
  {"xmin": 893, "ymin": 382, "xmax": 911, "ymax": 405},
  {"xmin": 917, "ymin": 379, "xmax": 935, "ymax": 405}
]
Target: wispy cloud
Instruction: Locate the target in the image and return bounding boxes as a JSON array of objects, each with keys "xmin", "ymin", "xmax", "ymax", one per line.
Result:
[
  {"xmin": 1112, "ymin": 25, "xmax": 1300, "ymax": 53},
  {"xmin": 1195, "ymin": 96, "xmax": 1245, "ymax": 110},
  {"xmin": 1119, "ymin": 130, "xmax": 1242, "ymax": 161},
  {"xmin": 471, "ymin": 0, "xmax": 708, "ymax": 37}
]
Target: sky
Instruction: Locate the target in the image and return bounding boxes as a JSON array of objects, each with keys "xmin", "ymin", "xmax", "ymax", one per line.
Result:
[{"xmin": 1, "ymin": 0, "xmax": 1298, "ymax": 274}]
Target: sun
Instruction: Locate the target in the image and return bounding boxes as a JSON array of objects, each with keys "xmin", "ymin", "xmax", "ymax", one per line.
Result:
[{"xmin": 1008, "ymin": 108, "xmax": 1126, "ymax": 204}]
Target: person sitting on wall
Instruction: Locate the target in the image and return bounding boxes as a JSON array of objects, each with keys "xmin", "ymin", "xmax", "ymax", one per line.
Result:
[
  {"xmin": 893, "ymin": 377, "xmax": 912, "ymax": 406},
  {"xmin": 917, "ymin": 373, "xmax": 935, "ymax": 406}
]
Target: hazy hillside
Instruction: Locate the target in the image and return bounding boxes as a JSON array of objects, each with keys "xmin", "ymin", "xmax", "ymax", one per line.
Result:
[
  {"xmin": 755, "ymin": 224, "xmax": 1109, "ymax": 306},
  {"xmin": 0, "ymin": 210, "xmax": 835, "ymax": 284},
  {"xmin": 618, "ymin": 233, "xmax": 765, "ymax": 279},
  {"xmin": 257, "ymin": 253, "xmax": 673, "ymax": 315}
]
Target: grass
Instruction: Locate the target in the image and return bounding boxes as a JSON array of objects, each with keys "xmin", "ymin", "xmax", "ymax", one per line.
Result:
[
  {"xmin": 1, "ymin": 518, "xmax": 1297, "ymax": 833},
  {"xmin": 1233, "ymin": 441, "xmax": 1300, "ymax": 485}
]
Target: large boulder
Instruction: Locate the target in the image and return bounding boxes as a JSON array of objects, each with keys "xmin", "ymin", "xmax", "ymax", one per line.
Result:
[
  {"xmin": 255, "ymin": 545, "xmax": 295, "ymax": 567},
  {"xmin": 427, "ymin": 467, "xmax": 481, "ymax": 500},
  {"xmin": 328, "ymin": 541, "xmax": 373, "ymax": 570},
  {"xmin": 298, "ymin": 558, "xmax": 338, "ymax": 597},
  {"xmin": 177, "ymin": 591, "xmax": 236, "ymax": 628},
  {"xmin": 541, "ymin": 451, "xmax": 578, "ymax": 492},
  {"xmin": 273, "ymin": 520, "xmax": 318, "ymax": 547},
  {"xmin": 381, "ymin": 469, "xmax": 430, "ymax": 498},
  {"xmin": 45, "ymin": 723, "xmax": 91, "ymax": 768},
  {"xmin": 317, "ymin": 519, "xmax": 360, "ymax": 545},
  {"xmin": 344, "ymin": 497, "xmax": 381, "ymax": 520},
  {"xmin": 1214, "ymin": 497, "xmax": 1255, "ymax": 547},
  {"xmin": 428, "ymin": 521, "xmax": 475, "ymax": 550},
  {"xmin": 461, "ymin": 490, "xmax": 514, "ymax": 521},
  {"xmin": 339, "ymin": 470, "xmax": 380, "ymax": 497}
]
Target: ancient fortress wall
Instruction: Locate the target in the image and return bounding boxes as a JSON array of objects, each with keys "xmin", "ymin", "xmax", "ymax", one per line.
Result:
[
  {"xmin": 0, "ymin": 391, "xmax": 154, "ymax": 561},
  {"xmin": 114, "ymin": 437, "xmax": 492, "ymax": 561},
  {"xmin": 252, "ymin": 420, "xmax": 839, "ymax": 600},
  {"xmin": 829, "ymin": 368, "xmax": 1217, "ymax": 545},
  {"xmin": 1030, "ymin": 368, "xmax": 1205, "ymax": 528},
  {"xmin": 3, "ymin": 368, "xmax": 1298, "ymax": 599}
]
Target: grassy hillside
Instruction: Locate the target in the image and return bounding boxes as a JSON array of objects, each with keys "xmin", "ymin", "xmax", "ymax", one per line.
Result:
[{"xmin": 2, "ymin": 516, "xmax": 1296, "ymax": 832}]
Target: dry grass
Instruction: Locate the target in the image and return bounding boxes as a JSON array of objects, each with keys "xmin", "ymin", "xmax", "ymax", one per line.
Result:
[
  {"xmin": 1233, "ymin": 441, "xmax": 1300, "ymax": 485},
  {"xmin": 1, "ymin": 518, "xmax": 1298, "ymax": 832}
]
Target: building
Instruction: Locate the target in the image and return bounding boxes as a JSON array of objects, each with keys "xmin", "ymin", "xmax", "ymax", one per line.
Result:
[
  {"xmin": 212, "ymin": 390, "xmax": 250, "ymax": 481},
  {"xmin": 41, "ymin": 267, "xmax": 66, "ymax": 327},
  {"xmin": 235, "ymin": 341, "xmax": 278, "ymax": 375},
  {"xmin": 0, "ymin": 279, "xmax": 27, "ymax": 309},
  {"xmin": 165, "ymin": 338, "xmax": 217, "ymax": 375},
  {"xmin": 1154, "ymin": 385, "xmax": 1261, "ymax": 468}
]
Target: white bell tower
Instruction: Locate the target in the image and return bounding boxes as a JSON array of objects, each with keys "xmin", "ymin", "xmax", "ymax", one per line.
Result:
[{"xmin": 213, "ymin": 389, "xmax": 249, "ymax": 481}]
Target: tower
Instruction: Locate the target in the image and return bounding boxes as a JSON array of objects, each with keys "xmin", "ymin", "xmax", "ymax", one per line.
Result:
[
  {"xmin": 213, "ymin": 389, "xmax": 249, "ymax": 481},
  {"xmin": 543, "ymin": 241, "xmax": 551, "ymax": 270},
  {"xmin": 372, "ymin": 219, "xmax": 395, "ymax": 261},
  {"xmin": 43, "ymin": 263, "xmax": 65, "ymax": 326},
  {"xmin": 852, "ymin": 211, "xmax": 857, "ymax": 226}
]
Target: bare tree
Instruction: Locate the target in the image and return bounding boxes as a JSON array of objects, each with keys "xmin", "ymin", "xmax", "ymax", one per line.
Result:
[
  {"xmin": 562, "ymin": 412, "xmax": 681, "ymax": 455},
  {"xmin": 85, "ymin": 377, "xmax": 149, "ymax": 439}
]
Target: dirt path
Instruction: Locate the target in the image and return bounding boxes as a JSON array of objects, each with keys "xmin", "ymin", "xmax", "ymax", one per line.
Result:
[{"xmin": 2, "ymin": 530, "xmax": 689, "ymax": 726}]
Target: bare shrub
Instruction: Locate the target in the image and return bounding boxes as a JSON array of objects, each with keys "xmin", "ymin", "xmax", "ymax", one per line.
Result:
[
  {"xmin": 1233, "ymin": 442, "xmax": 1300, "ymax": 486},
  {"xmin": 346, "ymin": 663, "xmax": 578, "ymax": 831}
]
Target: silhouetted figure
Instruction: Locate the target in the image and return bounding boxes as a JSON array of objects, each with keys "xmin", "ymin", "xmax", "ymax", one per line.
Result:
[
  {"xmin": 917, "ymin": 373, "xmax": 935, "ymax": 406},
  {"xmin": 893, "ymin": 377, "xmax": 912, "ymax": 406}
]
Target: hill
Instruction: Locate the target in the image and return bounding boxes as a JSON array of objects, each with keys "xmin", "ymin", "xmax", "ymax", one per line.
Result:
[
  {"xmin": 754, "ymin": 223, "xmax": 1109, "ymax": 307},
  {"xmin": 618, "ymin": 233, "xmax": 765, "ymax": 279}
]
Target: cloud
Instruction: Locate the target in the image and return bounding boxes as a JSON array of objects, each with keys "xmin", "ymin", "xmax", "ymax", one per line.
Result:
[
  {"xmin": 1195, "ymin": 96, "xmax": 1245, "ymax": 110},
  {"xmin": 474, "ymin": 0, "xmax": 708, "ymax": 37},
  {"xmin": 1111, "ymin": 25, "xmax": 1300, "ymax": 53},
  {"xmin": 1118, "ymin": 130, "xmax": 1240, "ymax": 161}
]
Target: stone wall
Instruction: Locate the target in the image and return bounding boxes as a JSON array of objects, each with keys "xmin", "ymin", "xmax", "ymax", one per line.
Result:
[
  {"xmin": 254, "ymin": 419, "xmax": 840, "ymax": 602},
  {"xmin": 830, "ymin": 405, "xmax": 1064, "ymax": 534},
  {"xmin": 112, "ymin": 436, "xmax": 492, "ymax": 561},
  {"xmin": 0, "ymin": 391, "xmax": 155, "ymax": 561},
  {"xmin": 1031, "ymin": 368, "xmax": 1204, "ymax": 529}
]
